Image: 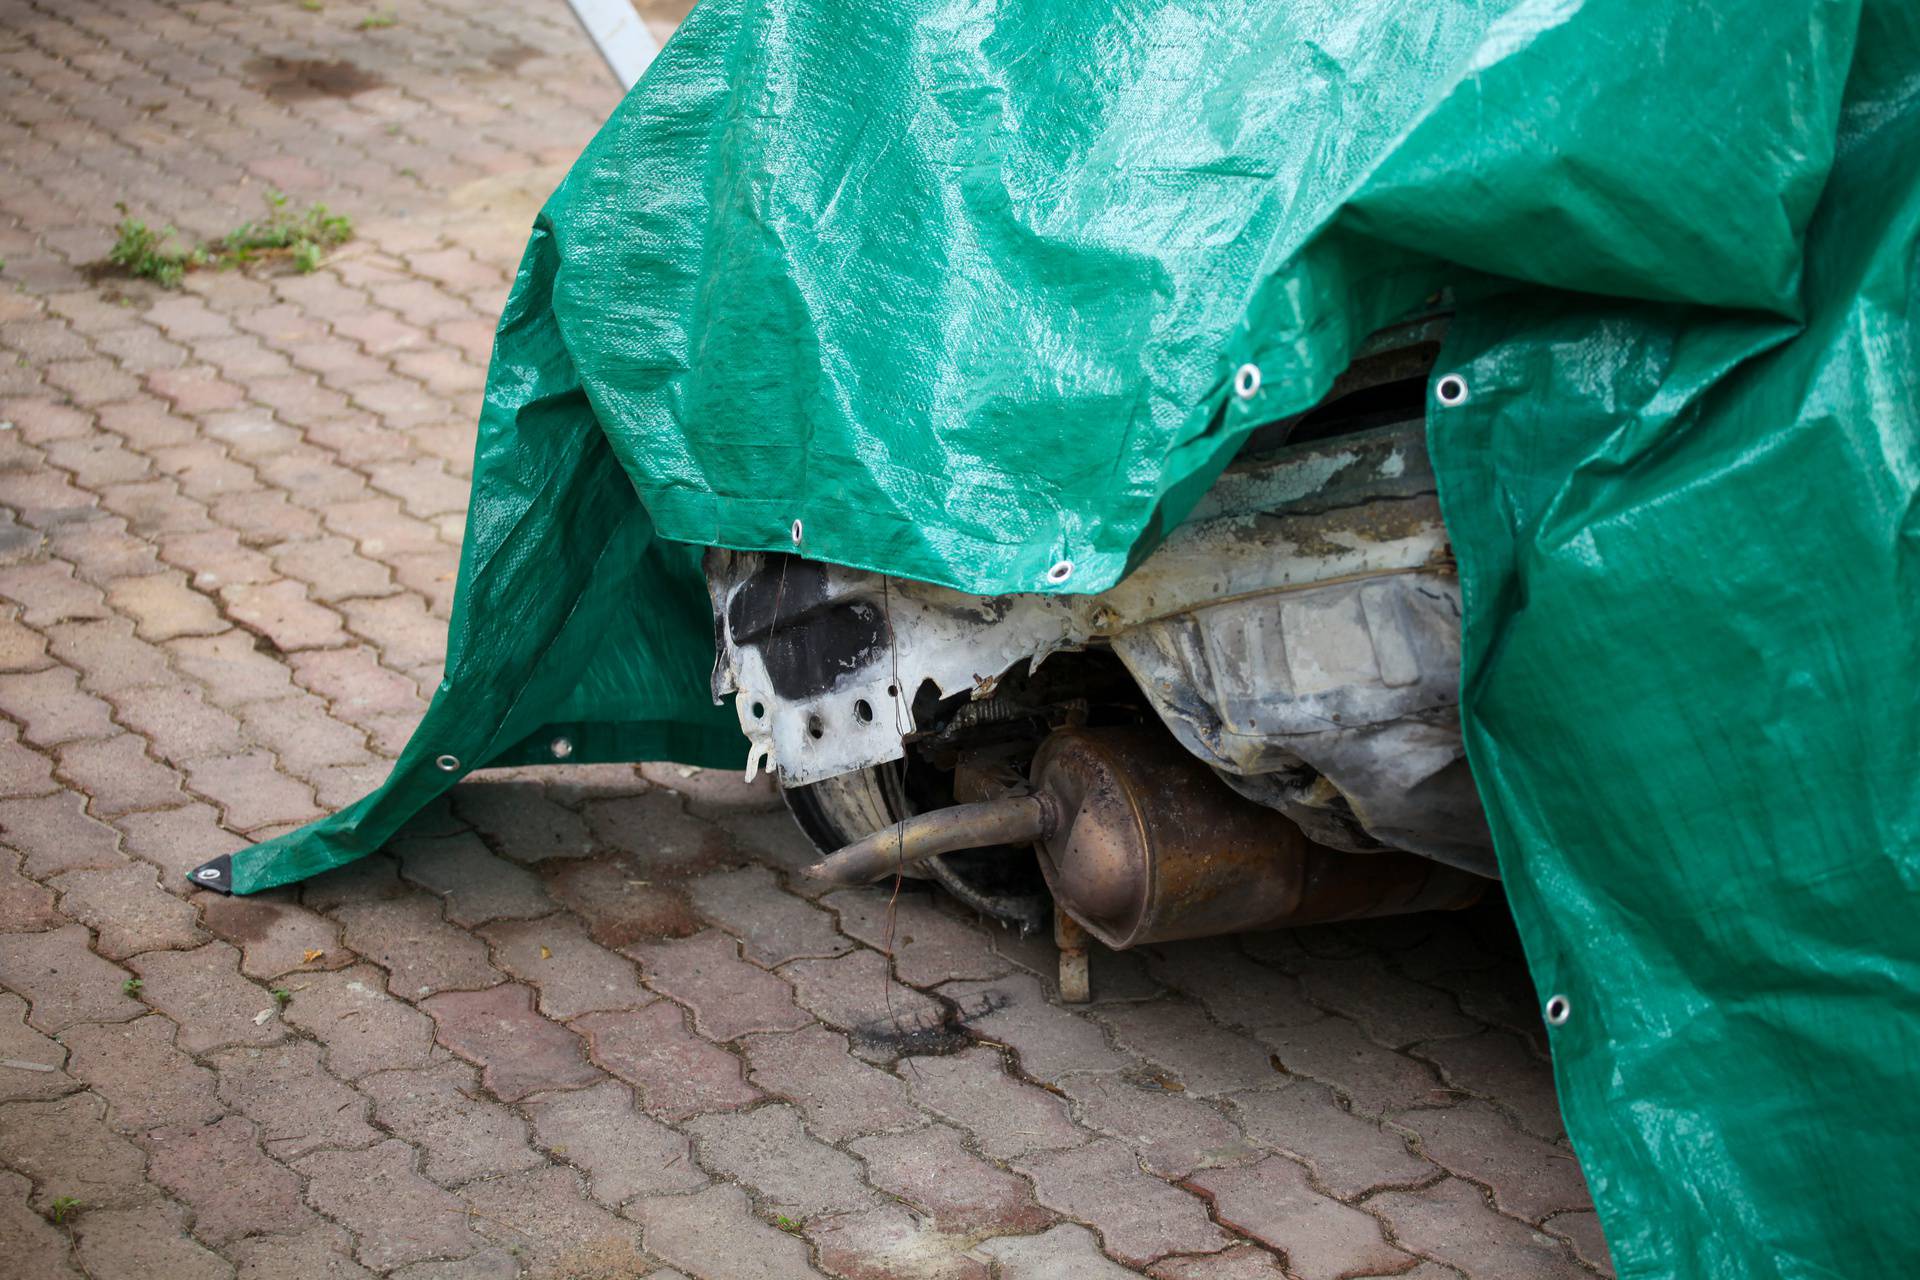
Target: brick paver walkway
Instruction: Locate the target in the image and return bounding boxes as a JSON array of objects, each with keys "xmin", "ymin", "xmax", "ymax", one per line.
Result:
[{"xmin": 0, "ymin": 2, "xmax": 1611, "ymax": 1276}]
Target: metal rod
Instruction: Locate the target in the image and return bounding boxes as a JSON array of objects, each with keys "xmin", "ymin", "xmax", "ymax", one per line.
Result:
[
  {"xmin": 801, "ymin": 795, "xmax": 1055, "ymax": 886},
  {"xmin": 563, "ymin": 0, "xmax": 660, "ymax": 90}
]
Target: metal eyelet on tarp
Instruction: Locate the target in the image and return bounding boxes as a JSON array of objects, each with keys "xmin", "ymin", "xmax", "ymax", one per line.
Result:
[
  {"xmin": 1234, "ymin": 363, "xmax": 1262, "ymax": 399},
  {"xmin": 1545, "ymin": 993, "xmax": 1572, "ymax": 1026},
  {"xmin": 187, "ymin": 853, "xmax": 233, "ymax": 894},
  {"xmin": 435, "ymin": 754, "xmax": 460, "ymax": 772},
  {"xmin": 1046, "ymin": 559, "xmax": 1074, "ymax": 585},
  {"xmin": 1435, "ymin": 373, "xmax": 1470, "ymax": 406}
]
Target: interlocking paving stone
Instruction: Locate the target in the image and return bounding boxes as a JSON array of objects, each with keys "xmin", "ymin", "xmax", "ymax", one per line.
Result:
[
  {"xmin": 0, "ymin": 922, "xmax": 143, "ymax": 1032},
  {"xmin": 974, "ymin": 1222, "xmax": 1140, "ymax": 1279},
  {"xmin": 295, "ymin": 1139, "xmax": 483, "ymax": 1271},
  {"xmin": 1392, "ymin": 1101, "xmax": 1593, "ymax": 1222},
  {"xmin": 1371, "ymin": 1177, "xmax": 1593, "ymax": 1280},
  {"xmin": 0, "ymin": 1091, "xmax": 152, "ymax": 1212},
  {"xmin": 49, "ymin": 861, "xmax": 205, "ymax": 959},
  {"xmin": 1295, "ymin": 952, "xmax": 1487, "ymax": 1048},
  {"xmin": 1091, "ymin": 998, "xmax": 1301, "ymax": 1098},
  {"xmin": 0, "ymin": 992, "xmax": 75, "ymax": 1103},
  {"xmin": 109, "ymin": 684, "xmax": 248, "ymax": 762},
  {"xmin": 1413, "ymin": 1028, "xmax": 1566, "ymax": 1141},
  {"xmin": 0, "ymin": 723, "xmax": 59, "ymax": 798},
  {"xmin": 0, "ymin": 668, "xmax": 116, "ymax": 749},
  {"xmin": 539, "ymin": 854, "xmax": 704, "ymax": 949},
  {"xmin": 211, "ymin": 1038, "xmax": 381, "ymax": 1157},
  {"xmin": 853, "ymin": 1123, "xmax": 1055, "ymax": 1235},
  {"xmin": 806, "ymin": 1204, "xmax": 991, "ymax": 1280},
  {"xmin": 940, "ymin": 971, "xmax": 1134, "ymax": 1084},
  {"xmin": 0, "ymin": 1169, "xmax": 83, "ymax": 1278},
  {"xmin": 449, "ymin": 781, "xmax": 595, "ymax": 862},
  {"xmin": 0, "ymin": 855, "xmax": 61, "ymax": 933},
  {"xmin": 1146, "ymin": 1243, "xmax": 1290, "ymax": 1278},
  {"xmin": 228, "ymin": 1224, "xmax": 376, "ymax": 1280},
  {"xmin": 197, "ymin": 887, "xmax": 351, "ymax": 979},
  {"xmin": 1257, "ymin": 1015, "xmax": 1451, "ymax": 1117},
  {"xmin": 333, "ymin": 890, "xmax": 502, "ymax": 997},
  {"xmin": 423, "ymin": 981, "xmax": 601, "ymax": 1102},
  {"xmin": 395, "ymin": 829, "xmax": 554, "ymax": 927},
  {"xmin": 458, "ymin": 1165, "xmax": 654, "ymax": 1280},
  {"xmin": 1018, "ymin": 1138, "xmax": 1230, "ymax": 1266},
  {"xmin": 626, "ymin": 1182, "xmax": 825, "ymax": 1280},
  {"xmin": 902, "ymin": 1045, "xmax": 1086, "ymax": 1160},
  {"xmin": 688, "ymin": 864, "xmax": 851, "ymax": 966},
  {"xmin": 180, "ymin": 747, "xmax": 322, "ymax": 831},
  {"xmin": 0, "ymin": 3, "xmax": 1601, "ymax": 1275},
  {"xmin": 60, "ymin": 1014, "xmax": 221, "ymax": 1131},
  {"xmin": 525, "ymin": 1079, "xmax": 706, "ymax": 1205},
  {"xmin": 147, "ymin": 1114, "xmax": 315, "ymax": 1245},
  {"xmin": 1190, "ymin": 1157, "xmax": 1412, "ymax": 1280},
  {"xmin": 0, "ymin": 790, "xmax": 123, "ymax": 878},
  {"xmin": 827, "ymin": 885, "xmax": 1014, "ymax": 986},
  {"xmin": 1545, "ymin": 1209, "xmax": 1614, "ymax": 1272},
  {"xmin": 782, "ymin": 947, "xmax": 947, "ymax": 1064},
  {"xmin": 127, "ymin": 940, "xmax": 286, "ymax": 1053},
  {"xmin": 1060, "ymin": 1071, "xmax": 1257, "ymax": 1177},
  {"xmin": 630, "ymin": 928, "xmax": 812, "ymax": 1041},
  {"xmin": 111, "ymin": 800, "xmax": 244, "ymax": 881},
  {"xmin": 582, "ymin": 790, "xmax": 737, "ymax": 874},
  {"xmin": 740, "ymin": 1024, "xmax": 923, "ymax": 1142},
  {"xmin": 53, "ymin": 732, "xmax": 188, "ymax": 816},
  {"xmin": 363, "ymin": 1058, "xmax": 545, "ymax": 1188},
  {"xmin": 279, "ymin": 962, "xmax": 437, "ymax": 1079},
  {"xmin": 1144, "ymin": 938, "xmax": 1324, "ymax": 1031},
  {"xmin": 480, "ymin": 913, "xmax": 653, "ymax": 1019},
  {"xmin": 575, "ymin": 1002, "xmax": 763, "ymax": 1120},
  {"xmin": 1226, "ymin": 1079, "xmax": 1435, "ymax": 1198},
  {"xmin": 685, "ymin": 1102, "xmax": 877, "ymax": 1219},
  {"xmin": 71, "ymin": 1201, "xmax": 229, "ymax": 1280}
]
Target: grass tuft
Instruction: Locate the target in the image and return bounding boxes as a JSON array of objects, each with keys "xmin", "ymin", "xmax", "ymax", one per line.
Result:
[{"xmin": 106, "ymin": 191, "xmax": 353, "ymax": 288}]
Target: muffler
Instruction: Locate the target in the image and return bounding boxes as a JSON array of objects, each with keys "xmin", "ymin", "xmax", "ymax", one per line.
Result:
[
  {"xmin": 1026, "ymin": 727, "xmax": 1485, "ymax": 949},
  {"xmin": 803, "ymin": 724, "xmax": 1486, "ymax": 974}
]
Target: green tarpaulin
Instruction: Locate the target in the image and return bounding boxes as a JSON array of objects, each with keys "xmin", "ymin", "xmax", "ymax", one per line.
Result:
[{"xmin": 211, "ymin": 0, "xmax": 1920, "ymax": 1272}]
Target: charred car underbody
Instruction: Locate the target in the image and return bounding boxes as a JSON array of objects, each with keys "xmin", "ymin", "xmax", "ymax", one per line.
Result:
[{"xmin": 705, "ymin": 317, "xmax": 1493, "ymax": 999}]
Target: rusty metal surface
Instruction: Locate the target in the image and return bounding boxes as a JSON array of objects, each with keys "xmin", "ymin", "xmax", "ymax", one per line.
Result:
[
  {"xmin": 707, "ymin": 416, "xmax": 1445, "ymax": 782},
  {"xmin": 1111, "ymin": 570, "xmax": 1494, "ymax": 875},
  {"xmin": 1030, "ymin": 727, "xmax": 1484, "ymax": 950},
  {"xmin": 802, "ymin": 794, "xmax": 1055, "ymax": 886},
  {"xmin": 707, "ymin": 411, "xmax": 1494, "ymax": 874}
]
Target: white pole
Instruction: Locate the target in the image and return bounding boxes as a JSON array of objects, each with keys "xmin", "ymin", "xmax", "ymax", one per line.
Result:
[{"xmin": 564, "ymin": 0, "xmax": 660, "ymax": 91}]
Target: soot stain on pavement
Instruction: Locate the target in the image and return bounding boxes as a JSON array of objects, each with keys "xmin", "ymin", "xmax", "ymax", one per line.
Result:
[
  {"xmin": 856, "ymin": 990, "xmax": 1011, "ymax": 1058},
  {"xmin": 245, "ymin": 56, "xmax": 387, "ymax": 101}
]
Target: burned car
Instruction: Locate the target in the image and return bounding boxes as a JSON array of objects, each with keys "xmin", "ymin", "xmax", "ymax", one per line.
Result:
[{"xmin": 707, "ymin": 313, "xmax": 1489, "ymax": 999}]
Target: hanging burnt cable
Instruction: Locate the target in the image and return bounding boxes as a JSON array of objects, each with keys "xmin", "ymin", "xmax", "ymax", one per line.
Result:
[{"xmin": 878, "ymin": 574, "xmax": 909, "ymax": 1043}]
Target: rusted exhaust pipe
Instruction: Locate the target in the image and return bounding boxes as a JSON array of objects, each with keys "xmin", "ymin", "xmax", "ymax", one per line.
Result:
[
  {"xmin": 1029, "ymin": 727, "xmax": 1486, "ymax": 950},
  {"xmin": 804, "ymin": 725, "xmax": 1485, "ymax": 950},
  {"xmin": 801, "ymin": 794, "xmax": 1057, "ymax": 886}
]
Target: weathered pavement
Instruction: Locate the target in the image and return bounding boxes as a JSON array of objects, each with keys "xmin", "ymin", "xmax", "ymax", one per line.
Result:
[{"xmin": 0, "ymin": 2, "xmax": 1611, "ymax": 1277}]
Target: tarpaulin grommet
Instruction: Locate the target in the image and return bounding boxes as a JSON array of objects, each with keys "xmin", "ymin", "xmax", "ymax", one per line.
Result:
[
  {"xmin": 550, "ymin": 736, "xmax": 574, "ymax": 759},
  {"xmin": 434, "ymin": 754, "xmax": 461, "ymax": 772},
  {"xmin": 1545, "ymin": 993, "xmax": 1572, "ymax": 1026},
  {"xmin": 187, "ymin": 854, "xmax": 231, "ymax": 894},
  {"xmin": 1233, "ymin": 363, "xmax": 1262, "ymax": 399},
  {"xmin": 1435, "ymin": 374, "xmax": 1469, "ymax": 406},
  {"xmin": 790, "ymin": 519, "xmax": 803, "ymax": 545},
  {"xmin": 1046, "ymin": 559, "xmax": 1074, "ymax": 584}
]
